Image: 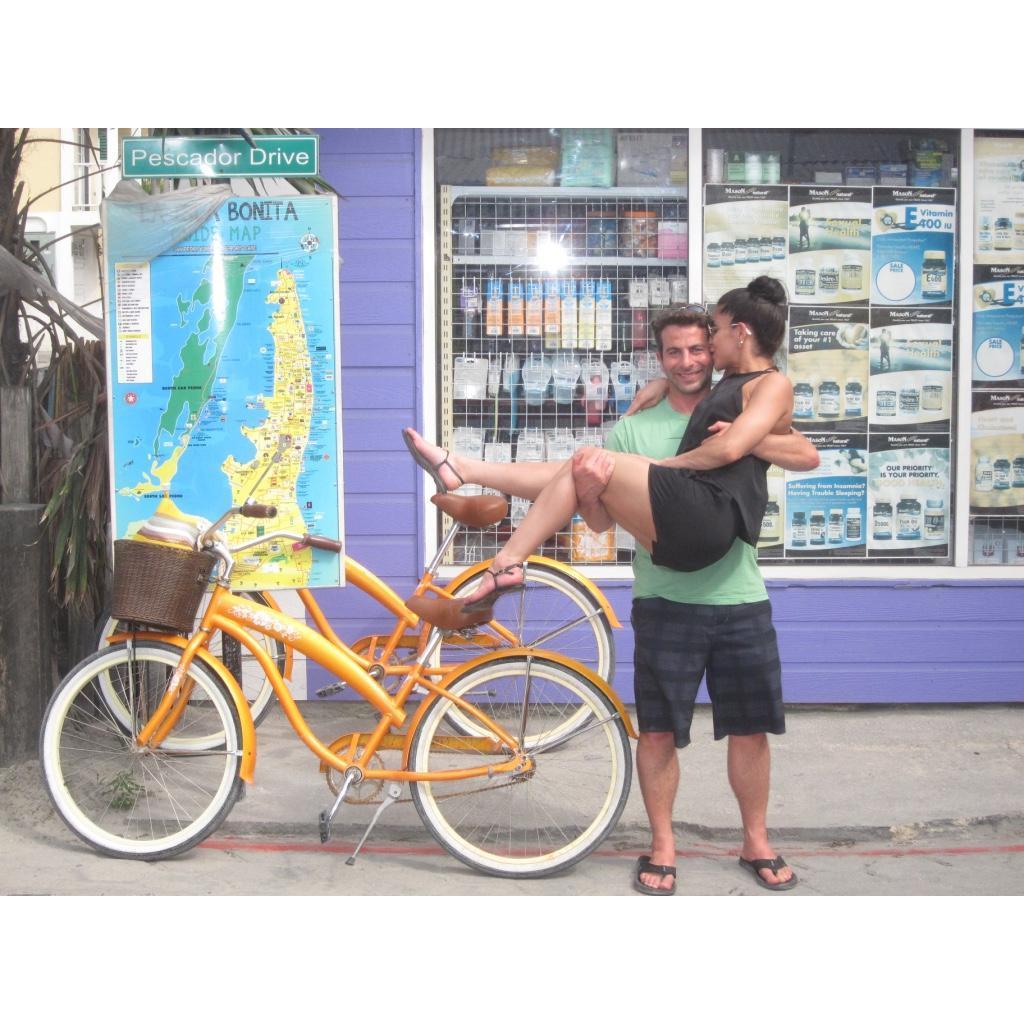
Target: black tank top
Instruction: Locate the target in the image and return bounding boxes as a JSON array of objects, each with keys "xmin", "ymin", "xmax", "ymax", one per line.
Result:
[{"xmin": 675, "ymin": 368, "xmax": 776, "ymax": 546}]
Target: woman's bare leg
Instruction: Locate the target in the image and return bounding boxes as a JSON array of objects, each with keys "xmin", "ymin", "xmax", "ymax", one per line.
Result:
[
  {"xmin": 463, "ymin": 450, "xmax": 658, "ymax": 603},
  {"xmin": 404, "ymin": 427, "xmax": 566, "ymax": 500}
]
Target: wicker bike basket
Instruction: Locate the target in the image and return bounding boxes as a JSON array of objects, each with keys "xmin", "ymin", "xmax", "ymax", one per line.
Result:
[{"xmin": 111, "ymin": 540, "xmax": 218, "ymax": 633}]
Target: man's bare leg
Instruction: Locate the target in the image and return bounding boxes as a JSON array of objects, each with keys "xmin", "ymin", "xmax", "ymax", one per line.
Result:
[
  {"xmin": 727, "ymin": 733, "xmax": 793, "ymax": 886},
  {"xmin": 636, "ymin": 732, "xmax": 679, "ymax": 891}
]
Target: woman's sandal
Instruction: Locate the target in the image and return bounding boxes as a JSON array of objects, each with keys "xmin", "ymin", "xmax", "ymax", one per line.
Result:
[
  {"xmin": 402, "ymin": 428, "xmax": 465, "ymax": 494},
  {"xmin": 461, "ymin": 563, "xmax": 525, "ymax": 614}
]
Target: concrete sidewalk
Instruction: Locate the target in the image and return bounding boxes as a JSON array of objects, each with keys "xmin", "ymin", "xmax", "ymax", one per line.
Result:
[
  {"xmin": 211, "ymin": 702, "xmax": 1024, "ymax": 843},
  {"xmin": 3, "ymin": 702, "xmax": 1023, "ymax": 896}
]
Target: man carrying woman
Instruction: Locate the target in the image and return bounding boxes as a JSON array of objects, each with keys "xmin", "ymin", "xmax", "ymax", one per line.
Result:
[{"xmin": 404, "ymin": 276, "xmax": 812, "ymax": 893}]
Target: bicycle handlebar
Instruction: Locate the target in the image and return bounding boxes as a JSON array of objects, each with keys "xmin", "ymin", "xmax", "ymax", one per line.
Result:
[
  {"xmin": 298, "ymin": 534, "xmax": 344, "ymax": 553},
  {"xmin": 240, "ymin": 503, "xmax": 278, "ymax": 519}
]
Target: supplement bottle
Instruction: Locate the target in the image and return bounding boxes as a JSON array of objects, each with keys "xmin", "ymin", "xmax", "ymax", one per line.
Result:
[
  {"xmin": 759, "ymin": 237, "xmax": 772, "ymax": 262},
  {"xmin": 978, "ymin": 215, "xmax": 993, "ymax": 252},
  {"xmin": 795, "ymin": 261, "xmax": 816, "ymax": 297},
  {"xmin": 720, "ymin": 241, "xmax": 735, "ymax": 266},
  {"xmin": 899, "ymin": 386, "xmax": 920, "ymax": 415},
  {"xmin": 995, "ymin": 217, "xmax": 1013, "ymax": 251},
  {"xmin": 975, "ymin": 455, "xmax": 993, "ymax": 492},
  {"xmin": 794, "ymin": 382, "xmax": 814, "ymax": 419},
  {"xmin": 706, "ymin": 242, "xmax": 721, "ymax": 268},
  {"xmin": 896, "ymin": 496, "xmax": 922, "ymax": 540},
  {"xmin": 809, "ymin": 510, "xmax": 826, "ymax": 545},
  {"xmin": 876, "ymin": 389, "xmax": 897, "ymax": 417},
  {"xmin": 818, "ymin": 264, "xmax": 839, "ymax": 295},
  {"xmin": 761, "ymin": 501, "xmax": 781, "ymax": 544},
  {"xmin": 921, "ymin": 380, "xmax": 944, "ymax": 412},
  {"xmin": 844, "ymin": 380, "xmax": 864, "ymax": 417},
  {"xmin": 735, "ymin": 238, "xmax": 748, "ymax": 264},
  {"xmin": 1013, "ymin": 456, "xmax": 1024, "ymax": 488},
  {"xmin": 921, "ymin": 251, "xmax": 948, "ymax": 300},
  {"xmin": 772, "ymin": 236, "xmax": 786, "ymax": 260},
  {"xmin": 924, "ymin": 499, "xmax": 946, "ymax": 541},
  {"xmin": 791, "ymin": 511, "xmax": 807, "ymax": 547},
  {"xmin": 873, "ymin": 501, "xmax": 893, "ymax": 541},
  {"xmin": 994, "ymin": 458, "xmax": 1012, "ymax": 489},
  {"xmin": 841, "ymin": 258, "xmax": 863, "ymax": 292},
  {"xmin": 845, "ymin": 507, "xmax": 862, "ymax": 542},
  {"xmin": 827, "ymin": 509, "xmax": 844, "ymax": 544},
  {"xmin": 818, "ymin": 380, "xmax": 840, "ymax": 418}
]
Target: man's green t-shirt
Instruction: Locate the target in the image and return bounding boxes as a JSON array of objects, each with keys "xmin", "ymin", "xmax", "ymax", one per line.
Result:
[{"xmin": 605, "ymin": 398, "xmax": 767, "ymax": 605}]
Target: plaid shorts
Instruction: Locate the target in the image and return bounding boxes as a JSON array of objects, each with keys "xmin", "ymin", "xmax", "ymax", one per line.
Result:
[{"xmin": 631, "ymin": 597, "xmax": 785, "ymax": 748}]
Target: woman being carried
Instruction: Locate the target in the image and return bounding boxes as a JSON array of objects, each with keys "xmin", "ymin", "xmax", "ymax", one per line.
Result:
[{"xmin": 406, "ymin": 276, "xmax": 792, "ymax": 629}]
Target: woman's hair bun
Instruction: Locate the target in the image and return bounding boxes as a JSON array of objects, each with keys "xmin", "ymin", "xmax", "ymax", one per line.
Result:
[{"xmin": 748, "ymin": 275, "xmax": 787, "ymax": 306}]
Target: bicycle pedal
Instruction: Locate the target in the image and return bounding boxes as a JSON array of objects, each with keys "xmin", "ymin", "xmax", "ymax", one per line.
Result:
[
  {"xmin": 316, "ymin": 682, "xmax": 346, "ymax": 698},
  {"xmin": 318, "ymin": 810, "xmax": 331, "ymax": 843}
]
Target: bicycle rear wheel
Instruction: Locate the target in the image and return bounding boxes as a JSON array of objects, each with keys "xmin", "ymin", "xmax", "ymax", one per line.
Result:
[
  {"xmin": 435, "ymin": 561, "xmax": 615, "ymax": 682},
  {"xmin": 40, "ymin": 641, "xmax": 243, "ymax": 860},
  {"xmin": 95, "ymin": 590, "xmax": 282, "ymax": 732},
  {"xmin": 408, "ymin": 654, "xmax": 631, "ymax": 878}
]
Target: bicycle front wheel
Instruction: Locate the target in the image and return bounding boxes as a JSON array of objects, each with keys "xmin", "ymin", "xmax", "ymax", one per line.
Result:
[
  {"xmin": 40, "ymin": 641, "xmax": 243, "ymax": 860},
  {"xmin": 409, "ymin": 655, "xmax": 631, "ymax": 878},
  {"xmin": 95, "ymin": 589, "xmax": 282, "ymax": 734}
]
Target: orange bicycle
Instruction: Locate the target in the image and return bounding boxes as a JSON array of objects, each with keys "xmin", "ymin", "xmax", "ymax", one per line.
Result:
[
  {"xmin": 94, "ymin": 492, "xmax": 620, "ymax": 728},
  {"xmin": 40, "ymin": 500, "xmax": 635, "ymax": 877}
]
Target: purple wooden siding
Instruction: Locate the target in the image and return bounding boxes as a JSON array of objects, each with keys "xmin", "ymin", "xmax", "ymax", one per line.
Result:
[
  {"xmin": 313, "ymin": 128, "xmax": 1024, "ymax": 705},
  {"xmin": 311, "ymin": 128, "xmax": 421, "ymax": 693}
]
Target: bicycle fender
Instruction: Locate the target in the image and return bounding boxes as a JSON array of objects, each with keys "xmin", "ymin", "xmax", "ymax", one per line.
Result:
[
  {"xmin": 108, "ymin": 630, "xmax": 257, "ymax": 784},
  {"xmin": 447, "ymin": 554, "xmax": 622, "ymax": 629},
  {"xmin": 399, "ymin": 646, "xmax": 637, "ymax": 768}
]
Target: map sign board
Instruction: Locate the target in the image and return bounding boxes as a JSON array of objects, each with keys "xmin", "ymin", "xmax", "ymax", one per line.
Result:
[{"xmin": 103, "ymin": 188, "xmax": 344, "ymax": 590}]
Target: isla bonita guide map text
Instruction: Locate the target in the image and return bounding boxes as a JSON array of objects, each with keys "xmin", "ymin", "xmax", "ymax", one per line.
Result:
[{"xmin": 106, "ymin": 195, "xmax": 344, "ymax": 589}]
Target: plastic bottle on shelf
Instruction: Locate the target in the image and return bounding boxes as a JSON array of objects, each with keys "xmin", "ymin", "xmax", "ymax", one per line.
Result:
[
  {"xmin": 543, "ymin": 279, "xmax": 561, "ymax": 350},
  {"xmin": 507, "ymin": 281, "xmax": 525, "ymax": 337},
  {"xmin": 526, "ymin": 280, "xmax": 543, "ymax": 338},
  {"xmin": 595, "ymin": 280, "xmax": 614, "ymax": 351},
  {"xmin": 560, "ymin": 279, "xmax": 578, "ymax": 349},
  {"xmin": 485, "ymin": 278, "xmax": 503, "ymax": 337},
  {"xmin": 577, "ymin": 280, "xmax": 597, "ymax": 350}
]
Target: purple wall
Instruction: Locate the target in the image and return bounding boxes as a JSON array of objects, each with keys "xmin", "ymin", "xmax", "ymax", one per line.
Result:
[{"xmin": 314, "ymin": 128, "xmax": 1024, "ymax": 705}]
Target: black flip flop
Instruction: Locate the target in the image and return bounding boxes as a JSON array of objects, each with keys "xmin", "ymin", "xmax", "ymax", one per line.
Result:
[
  {"xmin": 634, "ymin": 855, "xmax": 676, "ymax": 896},
  {"xmin": 402, "ymin": 429, "xmax": 465, "ymax": 494},
  {"xmin": 738, "ymin": 856, "xmax": 798, "ymax": 891}
]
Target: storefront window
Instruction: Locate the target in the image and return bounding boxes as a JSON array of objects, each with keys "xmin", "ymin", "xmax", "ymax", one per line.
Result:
[
  {"xmin": 431, "ymin": 128, "xmax": 968, "ymax": 571},
  {"xmin": 702, "ymin": 129, "xmax": 960, "ymax": 565},
  {"xmin": 434, "ymin": 129, "xmax": 688, "ymax": 567},
  {"xmin": 969, "ymin": 130, "xmax": 1024, "ymax": 565}
]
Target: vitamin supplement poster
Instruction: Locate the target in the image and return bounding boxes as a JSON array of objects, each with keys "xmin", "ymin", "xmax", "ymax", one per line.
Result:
[
  {"xmin": 784, "ymin": 433, "xmax": 868, "ymax": 558},
  {"xmin": 788, "ymin": 307, "xmax": 869, "ymax": 431},
  {"xmin": 871, "ymin": 188, "xmax": 956, "ymax": 306},
  {"xmin": 788, "ymin": 187, "xmax": 872, "ymax": 306},
  {"xmin": 867, "ymin": 434, "xmax": 950, "ymax": 556},
  {"xmin": 969, "ymin": 391, "xmax": 1024, "ymax": 515},
  {"xmin": 703, "ymin": 185, "xmax": 788, "ymax": 303},
  {"xmin": 973, "ymin": 137, "xmax": 1024, "ymax": 265},
  {"xmin": 868, "ymin": 308, "xmax": 954, "ymax": 432},
  {"xmin": 972, "ymin": 266, "xmax": 1024, "ymax": 387}
]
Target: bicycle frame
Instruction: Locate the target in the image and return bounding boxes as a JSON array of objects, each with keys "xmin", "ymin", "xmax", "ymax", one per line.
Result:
[{"xmin": 134, "ymin": 586, "xmax": 535, "ymax": 789}]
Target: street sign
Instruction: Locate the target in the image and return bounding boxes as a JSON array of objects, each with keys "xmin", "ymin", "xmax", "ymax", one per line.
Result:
[{"xmin": 121, "ymin": 136, "xmax": 319, "ymax": 178}]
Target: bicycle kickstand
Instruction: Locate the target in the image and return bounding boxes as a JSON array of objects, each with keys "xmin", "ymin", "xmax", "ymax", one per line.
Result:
[{"xmin": 346, "ymin": 783, "xmax": 404, "ymax": 866}]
